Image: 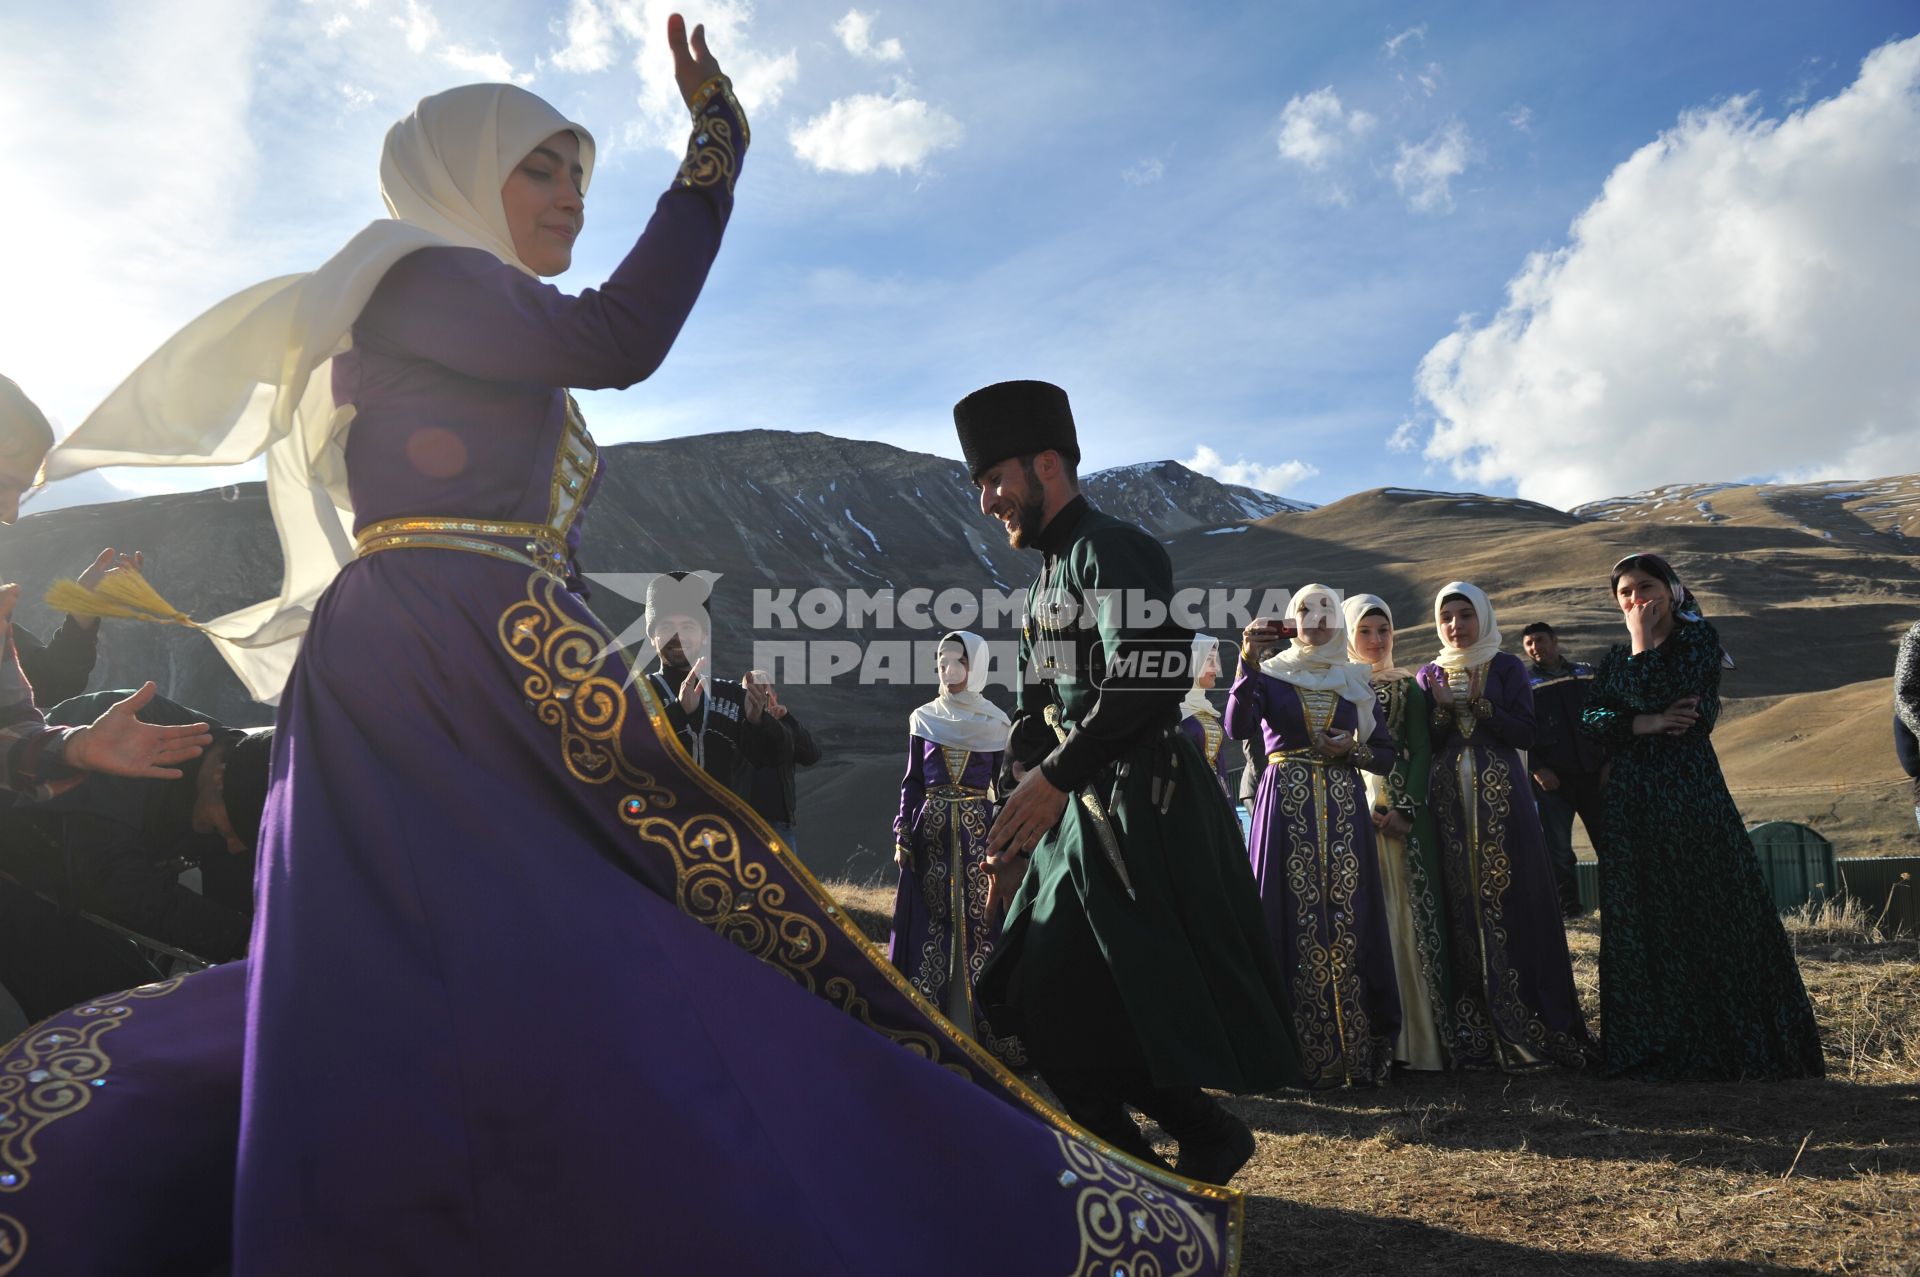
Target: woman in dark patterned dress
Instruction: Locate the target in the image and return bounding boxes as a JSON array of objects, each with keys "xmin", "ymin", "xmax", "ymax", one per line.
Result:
[
  {"xmin": 1178, "ymin": 634, "xmax": 1232, "ymax": 797},
  {"xmin": 1581, "ymin": 553, "xmax": 1823, "ymax": 1080},
  {"xmin": 1344, "ymin": 593, "xmax": 1451, "ymax": 1071},
  {"xmin": 1418, "ymin": 582, "xmax": 1597, "ymax": 1071},
  {"xmin": 888, "ymin": 630, "xmax": 1009, "ymax": 1035}
]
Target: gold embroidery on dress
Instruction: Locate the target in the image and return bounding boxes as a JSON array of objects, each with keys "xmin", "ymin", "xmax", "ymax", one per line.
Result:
[
  {"xmin": 0, "ymin": 977, "xmax": 185, "ymax": 1194},
  {"xmin": 677, "ymin": 77, "xmax": 747, "ymax": 193},
  {"xmin": 498, "ymin": 574, "xmax": 1245, "ymax": 1240},
  {"xmin": 1053, "ymin": 1130, "xmax": 1224, "ymax": 1277},
  {"xmin": 0, "ymin": 1213, "xmax": 23, "ymax": 1275}
]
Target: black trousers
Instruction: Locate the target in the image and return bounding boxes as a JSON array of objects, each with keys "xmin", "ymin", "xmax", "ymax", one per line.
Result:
[
  {"xmin": 1042, "ymin": 1065, "xmax": 1233, "ymax": 1163},
  {"xmin": 1533, "ymin": 768, "xmax": 1606, "ymax": 913}
]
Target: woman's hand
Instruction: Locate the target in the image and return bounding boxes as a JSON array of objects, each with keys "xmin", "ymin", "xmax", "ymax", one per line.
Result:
[
  {"xmin": 1632, "ymin": 695, "xmax": 1700, "ymax": 737},
  {"xmin": 1624, "ymin": 595, "xmax": 1664, "ymax": 653},
  {"xmin": 1429, "ymin": 677, "xmax": 1455, "ymax": 709},
  {"xmin": 667, "ymin": 13, "xmax": 725, "ymax": 108},
  {"xmin": 1241, "ymin": 620, "xmax": 1284, "ymax": 661},
  {"xmin": 893, "ymin": 841, "xmax": 908, "ymax": 868},
  {"xmin": 1318, "ymin": 728, "xmax": 1355, "ymax": 759},
  {"xmin": 1382, "ymin": 809, "xmax": 1412, "ymax": 838},
  {"xmin": 62, "ymin": 682, "xmax": 212, "ymax": 779}
]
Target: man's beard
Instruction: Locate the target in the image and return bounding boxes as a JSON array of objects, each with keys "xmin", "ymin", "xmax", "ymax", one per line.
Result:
[{"xmin": 1007, "ymin": 491, "xmax": 1047, "ymax": 549}]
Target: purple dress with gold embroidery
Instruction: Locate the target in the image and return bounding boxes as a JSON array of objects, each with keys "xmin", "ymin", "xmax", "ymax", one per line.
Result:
[
  {"xmin": 885, "ymin": 737, "xmax": 1002, "ymax": 1040},
  {"xmin": 1227, "ymin": 663, "xmax": 1402, "ymax": 1087},
  {"xmin": 216, "ymin": 85, "xmax": 1244, "ymax": 1277},
  {"xmin": 1417, "ymin": 653, "xmax": 1597, "ymax": 1071}
]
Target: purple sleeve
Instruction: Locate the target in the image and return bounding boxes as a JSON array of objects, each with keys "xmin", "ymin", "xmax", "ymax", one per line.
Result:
[
  {"xmin": 893, "ymin": 736, "xmax": 926, "ymax": 846},
  {"xmin": 1224, "ymin": 649, "xmax": 1265, "ymax": 741},
  {"xmin": 1482, "ymin": 655, "xmax": 1536, "ymax": 750},
  {"xmin": 1358, "ymin": 706, "xmax": 1397, "ymax": 776},
  {"xmin": 354, "ymin": 81, "xmax": 748, "ymax": 391}
]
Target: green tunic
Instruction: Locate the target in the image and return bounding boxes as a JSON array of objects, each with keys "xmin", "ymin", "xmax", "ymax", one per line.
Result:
[{"xmin": 976, "ymin": 497, "xmax": 1299, "ymax": 1092}]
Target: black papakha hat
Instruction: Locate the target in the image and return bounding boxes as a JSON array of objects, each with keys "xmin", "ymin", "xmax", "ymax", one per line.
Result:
[
  {"xmin": 222, "ymin": 729, "xmax": 275, "ymax": 850},
  {"xmin": 953, "ymin": 380, "xmax": 1080, "ymax": 480}
]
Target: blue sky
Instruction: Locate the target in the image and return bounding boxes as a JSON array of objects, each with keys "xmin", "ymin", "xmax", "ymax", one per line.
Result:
[{"xmin": 3, "ymin": 1, "xmax": 1916, "ymax": 510}]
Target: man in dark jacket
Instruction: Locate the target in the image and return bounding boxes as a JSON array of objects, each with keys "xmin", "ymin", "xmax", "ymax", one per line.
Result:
[
  {"xmin": 745, "ymin": 671, "xmax": 820, "ymax": 849},
  {"xmin": 643, "ymin": 572, "xmax": 789, "ymax": 798},
  {"xmin": 957, "ymin": 379, "xmax": 1297, "ymax": 1186},
  {"xmin": 1522, "ymin": 622, "xmax": 1606, "ymax": 916}
]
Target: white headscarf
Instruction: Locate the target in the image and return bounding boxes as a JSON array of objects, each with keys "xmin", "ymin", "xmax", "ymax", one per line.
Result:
[
  {"xmin": 1260, "ymin": 584, "xmax": 1377, "ymax": 743},
  {"xmin": 1342, "ymin": 593, "xmax": 1414, "ymax": 683},
  {"xmin": 1181, "ymin": 633, "xmax": 1222, "ymax": 722},
  {"xmin": 45, "ymin": 85, "xmax": 595, "ymax": 703},
  {"xmin": 1432, "ymin": 580, "xmax": 1504, "ymax": 673},
  {"xmin": 909, "ymin": 630, "xmax": 1012, "ymax": 754}
]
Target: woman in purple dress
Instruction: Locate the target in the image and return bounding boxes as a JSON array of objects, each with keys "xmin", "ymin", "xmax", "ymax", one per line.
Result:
[
  {"xmin": 887, "ymin": 630, "xmax": 1008, "ymax": 1038},
  {"xmin": 1229, "ymin": 585, "xmax": 1401, "ymax": 1087},
  {"xmin": 1177, "ymin": 634, "xmax": 1232, "ymax": 797},
  {"xmin": 36, "ymin": 19, "xmax": 1246, "ymax": 1276},
  {"xmin": 1418, "ymin": 581, "xmax": 1597, "ymax": 1071}
]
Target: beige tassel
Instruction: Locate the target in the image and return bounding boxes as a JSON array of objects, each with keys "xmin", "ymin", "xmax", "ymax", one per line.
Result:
[{"xmin": 44, "ymin": 569, "xmax": 205, "ymax": 630}]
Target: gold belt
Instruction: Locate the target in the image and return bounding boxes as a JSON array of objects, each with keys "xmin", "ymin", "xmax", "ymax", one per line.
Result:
[
  {"xmin": 355, "ymin": 516, "xmax": 571, "ymax": 578},
  {"xmin": 928, "ymin": 785, "xmax": 989, "ymax": 802},
  {"xmin": 1269, "ymin": 748, "xmax": 1330, "ymax": 767}
]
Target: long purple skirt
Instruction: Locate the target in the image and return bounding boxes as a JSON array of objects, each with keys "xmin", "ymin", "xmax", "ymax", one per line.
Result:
[{"xmin": 235, "ymin": 552, "xmax": 1242, "ymax": 1275}]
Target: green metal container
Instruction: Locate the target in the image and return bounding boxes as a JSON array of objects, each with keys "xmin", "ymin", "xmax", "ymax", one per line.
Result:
[
  {"xmin": 1744, "ymin": 821, "xmax": 1838, "ymax": 912},
  {"xmin": 1575, "ymin": 861, "xmax": 1601, "ymax": 914}
]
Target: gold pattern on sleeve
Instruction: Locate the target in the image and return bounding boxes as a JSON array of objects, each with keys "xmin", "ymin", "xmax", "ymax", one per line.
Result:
[
  {"xmin": 677, "ymin": 76, "xmax": 746, "ymax": 193},
  {"xmin": 0, "ymin": 977, "xmax": 185, "ymax": 1195}
]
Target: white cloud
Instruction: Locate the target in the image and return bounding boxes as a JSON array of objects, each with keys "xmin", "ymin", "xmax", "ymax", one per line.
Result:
[
  {"xmin": 1505, "ymin": 104, "xmax": 1533, "ymax": 132},
  {"xmin": 323, "ymin": 12, "xmax": 352, "ymax": 37},
  {"xmin": 441, "ymin": 42, "xmax": 533, "ymax": 86},
  {"xmin": 791, "ymin": 92, "xmax": 961, "ymax": 174},
  {"xmin": 1121, "ymin": 157, "xmax": 1164, "ymax": 186},
  {"xmin": 1415, "ymin": 62, "xmax": 1442, "ymax": 96},
  {"xmin": 1275, "ymin": 87, "xmax": 1374, "ymax": 171},
  {"xmin": 1387, "ymin": 420, "xmax": 1421, "ymax": 454},
  {"xmin": 607, "ymin": 0, "xmax": 799, "ymax": 152},
  {"xmin": 1384, "ymin": 25, "xmax": 1426, "ymax": 58},
  {"xmin": 1183, "ymin": 446, "xmax": 1319, "ymax": 495},
  {"xmin": 339, "ymin": 82, "xmax": 377, "ymax": 110},
  {"xmin": 834, "ymin": 10, "xmax": 903, "ymax": 63},
  {"xmin": 394, "ymin": 0, "xmax": 436, "ymax": 52},
  {"xmin": 1392, "ymin": 119, "xmax": 1472, "ymax": 212},
  {"xmin": 1413, "ymin": 35, "xmax": 1920, "ymax": 509},
  {"xmin": 550, "ymin": 0, "xmax": 615, "ymax": 73}
]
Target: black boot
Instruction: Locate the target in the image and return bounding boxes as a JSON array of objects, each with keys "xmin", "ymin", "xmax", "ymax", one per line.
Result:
[
  {"xmin": 1133, "ymin": 1086, "xmax": 1255, "ymax": 1186},
  {"xmin": 1043, "ymin": 1069, "xmax": 1172, "ymax": 1171}
]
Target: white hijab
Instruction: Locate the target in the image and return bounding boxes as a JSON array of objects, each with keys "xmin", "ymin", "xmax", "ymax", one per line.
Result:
[
  {"xmin": 45, "ymin": 85, "xmax": 595, "ymax": 703},
  {"xmin": 909, "ymin": 630, "xmax": 1012, "ymax": 754},
  {"xmin": 1342, "ymin": 593, "xmax": 1414, "ymax": 683},
  {"xmin": 1260, "ymin": 584, "xmax": 1377, "ymax": 743},
  {"xmin": 1181, "ymin": 633, "xmax": 1221, "ymax": 722},
  {"xmin": 1432, "ymin": 580, "xmax": 1504, "ymax": 673}
]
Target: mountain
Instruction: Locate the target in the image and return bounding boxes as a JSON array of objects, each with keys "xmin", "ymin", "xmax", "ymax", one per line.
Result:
[
  {"xmin": 1572, "ymin": 474, "xmax": 1920, "ymax": 545},
  {"xmin": 5, "ymin": 438, "xmax": 1917, "ymax": 874},
  {"xmin": 1080, "ymin": 461, "xmax": 1314, "ymax": 535}
]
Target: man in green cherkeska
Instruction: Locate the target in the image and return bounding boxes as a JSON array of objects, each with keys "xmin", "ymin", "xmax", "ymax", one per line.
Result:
[{"xmin": 954, "ymin": 379, "xmax": 1299, "ymax": 1185}]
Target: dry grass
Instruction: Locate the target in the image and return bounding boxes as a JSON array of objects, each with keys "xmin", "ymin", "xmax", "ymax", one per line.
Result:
[{"xmin": 827, "ymin": 881, "xmax": 1920, "ymax": 1276}]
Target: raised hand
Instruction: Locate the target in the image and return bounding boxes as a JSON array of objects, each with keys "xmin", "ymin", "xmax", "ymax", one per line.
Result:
[
  {"xmin": 70, "ymin": 548, "xmax": 144, "ymax": 630},
  {"xmin": 62, "ymin": 682, "xmax": 212, "ymax": 779},
  {"xmin": 742, "ymin": 675, "xmax": 770, "ymax": 723},
  {"xmin": 667, "ymin": 12, "xmax": 725, "ymax": 108}
]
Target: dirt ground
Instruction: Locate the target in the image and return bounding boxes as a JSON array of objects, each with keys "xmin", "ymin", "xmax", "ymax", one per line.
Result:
[{"xmin": 828, "ymin": 884, "xmax": 1920, "ymax": 1277}]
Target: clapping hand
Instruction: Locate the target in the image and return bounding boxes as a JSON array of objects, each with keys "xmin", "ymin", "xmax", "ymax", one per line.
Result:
[
  {"xmin": 667, "ymin": 13, "xmax": 725, "ymax": 109},
  {"xmin": 679, "ymin": 656, "xmax": 709, "ymax": 714},
  {"xmin": 742, "ymin": 672, "xmax": 770, "ymax": 723},
  {"xmin": 62, "ymin": 682, "xmax": 212, "ymax": 779}
]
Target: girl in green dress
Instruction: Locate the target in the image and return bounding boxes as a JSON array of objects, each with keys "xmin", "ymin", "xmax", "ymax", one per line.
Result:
[
  {"xmin": 1344, "ymin": 593, "xmax": 1451, "ymax": 1070},
  {"xmin": 1581, "ymin": 553, "xmax": 1823, "ymax": 1080}
]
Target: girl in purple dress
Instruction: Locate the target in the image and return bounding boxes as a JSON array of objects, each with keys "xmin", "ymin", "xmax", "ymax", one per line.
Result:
[
  {"xmin": 1418, "ymin": 581, "xmax": 1597, "ymax": 1071},
  {"xmin": 1229, "ymin": 585, "xmax": 1402, "ymax": 1087},
  {"xmin": 887, "ymin": 630, "xmax": 1008, "ymax": 1037},
  {"xmin": 1177, "ymin": 634, "xmax": 1232, "ymax": 797},
  {"xmin": 34, "ymin": 19, "xmax": 1247, "ymax": 1276}
]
